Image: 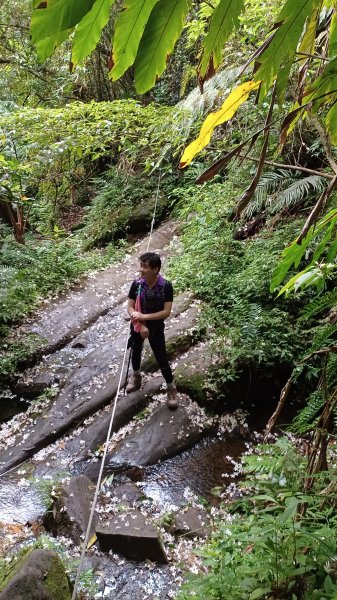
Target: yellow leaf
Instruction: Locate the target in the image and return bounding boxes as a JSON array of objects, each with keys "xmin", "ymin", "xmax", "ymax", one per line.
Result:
[
  {"xmin": 87, "ymin": 533, "xmax": 97, "ymax": 548},
  {"xmin": 179, "ymin": 80, "xmax": 260, "ymax": 168}
]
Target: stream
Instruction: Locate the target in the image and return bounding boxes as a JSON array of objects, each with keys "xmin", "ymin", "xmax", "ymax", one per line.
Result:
[{"xmin": 0, "ymin": 221, "xmax": 257, "ymax": 599}]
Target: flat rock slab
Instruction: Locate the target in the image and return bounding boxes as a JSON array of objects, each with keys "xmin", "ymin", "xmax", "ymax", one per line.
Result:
[
  {"xmin": 104, "ymin": 396, "xmax": 211, "ymax": 472},
  {"xmin": 96, "ymin": 509, "xmax": 168, "ymax": 563},
  {"xmin": 66, "ymin": 378, "xmax": 164, "ymax": 460},
  {"xmin": 0, "ymin": 300, "xmax": 199, "ymax": 475},
  {"xmin": 0, "ymin": 549, "xmax": 72, "ymax": 600},
  {"xmin": 44, "ymin": 475, "xmax": 95, "ymax": 544},
  {"xmin": 173, "ymin": 506, "xmax": 211, "ymax": 538},
  {"xmin": 17, "ymin": 292, "xmax": 197, "ymax": 397},
  {"xmin": 18, "ymin": 220, "xmax": 178, "ymax": 354}
]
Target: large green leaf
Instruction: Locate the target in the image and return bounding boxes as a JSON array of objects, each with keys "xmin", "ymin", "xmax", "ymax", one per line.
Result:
[
  {"xmin": 134, "ymin": 0, "xmax": 190, "ymax": 94},
  {"xmin": 329, "ymin": 12, "xmax": 337, "ymax": 57},
  {"xmin": 255, "ymin": 0, "xmax": 321, "ymax": 100},
  {"xmin": 297, "ymin": 3, "xmax": 321, "ymax": 62},
  {"xmin": 280, "ymin": 56, "xmax": 337, "ymax": 143},
  {"xmin": 199, "ymin": 0, "xmax": 244, "ymax": 78},
  {"xmin": 271, "ymin": 208, "xmax": 337, "ymax": 292},
  {"xmin": 71, "ymin": 0, "xmax": 116, "ymax": 67},
  {"xmin": 326, "ymin": 101, "xmax": 337, "ymax": 145},
  {"xmin": 31, "ymin": 0, "xmax": 96, "ymax": 44},
  {"xmin": 35, "ymin": 29, "xmax": 73, "ymax": 62},
  {"xmin": 109, "ymin": 0, "xmax": 159, "ymax": 81}
]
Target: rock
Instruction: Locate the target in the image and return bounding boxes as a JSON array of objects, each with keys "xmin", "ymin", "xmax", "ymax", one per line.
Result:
[
  {"xmin": 0, "ymin": 300, "xmax": 201, "ymax": 475},
  {"xmin": 127, "ymin": 194, "xmax": 169, "ymax": 234},
  {"xmin": 141, "ymin": 303, "xmax": 200, "ymax": 371},
  {"xmin": 18, "ymin": 291, "xmax": 197, "ymax": 397},
  {"xmin": 96, "ymin": 509, "xmax": 168, "ymax": 563},
  {"xmin": 103, "ymin": 396, "xmax": 211, "ymax": 473},
  {"xmin": 110, "ymin": 482, "xmax": 145, "ymax": 505},
  {"xmin": 174, "ymin": 343, "xmax": 217, "ymax": 405},
  {"xmin": 43, "ymin": 475, "xmax": 96, "ymax": 544},
  {"xmin": 0, "ymin": 548, "xmax": 72, "ymax": 600},
  {"xmin": 173, "ymin": 507, "xmax": 211, "ymax": 539},
  {"xmin": 66, "ymin": 377, "xmax": 164, "ymax": 461},
  {"xmin": 17, "ymin": 220, "xmax": 178, "ymax": 356}
]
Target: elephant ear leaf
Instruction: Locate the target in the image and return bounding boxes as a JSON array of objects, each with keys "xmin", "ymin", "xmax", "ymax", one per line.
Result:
[
  {"xmin": 179, "ymin": 80, "xmax": 260, "ymax": 168},
  {"xmin": 254, "ymin": 0, "xmax": 321, "ymax": 100},
  {"xmin": 109, "ymin": 0, "xmax": 159, "ymax": 81},
  {"xmin": 134, "ymin": 0, "xmax": 190, "ymax": 94},
  {"xmin": 71, "ymin": 0, "xmax": 116, "ymax": 68},
  {"xmin": 199, "ymin": 0, "xmax": 244, "ymax": 81},
  {"xmin": 31, "ymin": 0, "xmax": 96, "ymax": 46}
]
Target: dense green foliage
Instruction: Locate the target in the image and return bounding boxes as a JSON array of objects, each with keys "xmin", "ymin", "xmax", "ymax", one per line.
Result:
[
  {"xmin": 179, "ymin": 437, "xmax": 337, "ymax": 600},
  {"xmin": 168, "ymin": 180, "xmax": 304, "ymax": 383},
  {"xmin": 0, "ymin": 227, "xmax": 125, "ymax": 380}
]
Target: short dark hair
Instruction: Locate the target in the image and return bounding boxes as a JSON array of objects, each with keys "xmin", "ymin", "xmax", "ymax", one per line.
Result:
[{"xmin": 139, "ymin": 252, "xmax": 161, "ymax": 270}]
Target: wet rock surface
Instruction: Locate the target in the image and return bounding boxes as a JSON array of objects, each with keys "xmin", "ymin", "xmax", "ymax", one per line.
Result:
[
  {"xmin": 0, "ymin": 221, "xmax": 250, "ymax": 599},
  {"xmin": 44, "ymin": 475, "xmax": 96, "ymax": 544},
  {"xmin": 173, "ymin": 506, "xmax": 211, "ymax": 538},
  {"xmin": 103, "ymin": 396, "xmax": 213, "ymax": 473},
  {"xmin": 96, "ymin": 509, "xmax": 168, "ymax": 563},
  {"xmin": 17, "ymin": 220, "xmax": 178, "ymax": 356}
]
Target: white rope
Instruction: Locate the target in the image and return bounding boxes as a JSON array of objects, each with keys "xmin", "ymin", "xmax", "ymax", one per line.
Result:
[
  {"xmin": 72, "ymin": 174, "xmax": 162, "ymax": 598},
  {"xmin": 71, "ymin": 331, "xmax": 129, "ymax": 600},
  {"xmin": 146, "ymin": 172, "xmax": 161, "ymax": 252}
]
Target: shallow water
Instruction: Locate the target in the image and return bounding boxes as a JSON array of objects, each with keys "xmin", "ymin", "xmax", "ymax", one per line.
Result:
[
  {"xmin": 135, "ymin": 435, "xmax": 246, "ymax": 506},
  {"xmin": 0, "ymin": 473, "xmax": 47, "ymax": 524}
]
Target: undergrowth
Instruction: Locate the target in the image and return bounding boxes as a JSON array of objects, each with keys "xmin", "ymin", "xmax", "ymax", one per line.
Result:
[
  {"xmin": 0, "ymin": 230, "xmax": 126, "ymax": 380},
  {"xmin": 167, "ymin": 180, "xmax": 305, "ymax": 384},
  {"xmin": 179, "ymin": 436, "xmax": 337, "ymax": 600}
]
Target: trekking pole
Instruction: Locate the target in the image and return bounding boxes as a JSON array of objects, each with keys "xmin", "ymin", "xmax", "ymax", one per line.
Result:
[{"xmin": 123, "ymin": 321, "xmax": 133, "ymax": 395}]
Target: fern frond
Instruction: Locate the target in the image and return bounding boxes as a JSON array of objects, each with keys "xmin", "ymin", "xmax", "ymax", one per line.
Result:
[
  {"xmin": 291, "ymin": 389, "xmax": 323, "ymax": 434},
  {"xmin": 310, "ymin": 324, "xmax": 337, "ymax": 353},
  {"xmin": 326, "ymin": 353, "xmax": 337, "ymax": 389},
  {"xmin": 300, "ymin": 289, "xmax": 337, "ymax": 323}
]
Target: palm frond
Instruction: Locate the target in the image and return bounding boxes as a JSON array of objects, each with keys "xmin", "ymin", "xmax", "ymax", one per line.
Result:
[
  {"xmin": 243, "ymin": 170, "xmax": 326, "ymax": 219},
  {"xmin": 268, "ymin": 175, "xmax": 326, "ymax": 215}
]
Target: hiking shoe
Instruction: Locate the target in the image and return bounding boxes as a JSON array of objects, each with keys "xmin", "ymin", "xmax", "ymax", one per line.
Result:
[
  {"xmin": 126, "ymin": 372, "xmax": 142, "ymax": 394},
  {"xmin": 166, "ymin": 385, "xmax": 178, "ymax": 409}
]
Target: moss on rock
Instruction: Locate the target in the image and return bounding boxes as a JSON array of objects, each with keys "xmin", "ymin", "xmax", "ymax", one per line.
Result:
[{"xmin": 175, "ymin": 367, "xmax": 207, "ymax": 404}]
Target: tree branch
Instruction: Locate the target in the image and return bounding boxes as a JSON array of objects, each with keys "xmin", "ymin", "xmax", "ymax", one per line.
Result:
[{"xmin": 237, "ymin": 155, "xmax": 335, "ymax": 180}]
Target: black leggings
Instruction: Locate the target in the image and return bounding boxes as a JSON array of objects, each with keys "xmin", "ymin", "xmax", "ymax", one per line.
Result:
[{"xmin": 130, "ymin": 322, "xmax": 173, "ymax": 384}]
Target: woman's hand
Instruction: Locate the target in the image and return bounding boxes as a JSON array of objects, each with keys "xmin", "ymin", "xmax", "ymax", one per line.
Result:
[
  {"xmin": 140, "ymin": 323, "xmax": 149, "ymax": 339},
  {"xmin": 132, "ymin": 311, "xmax": 145, "ymax": 321}
]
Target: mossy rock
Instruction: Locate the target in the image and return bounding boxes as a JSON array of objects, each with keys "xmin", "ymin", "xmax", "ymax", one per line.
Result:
[
  {"xmin": 175, "ymin": 366, "xmax": 208, "ymax": 404},
  {"xmin": 127, "ymin": 194, "xmax": 169, "ymax": 234},
  {"xmin": 0, "ymin": 548, "xmax": 72, "ymax": 600}
]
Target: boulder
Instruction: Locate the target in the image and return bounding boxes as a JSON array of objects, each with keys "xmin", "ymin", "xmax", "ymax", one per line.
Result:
[
  {"xmin": 96, "ymin": 509, "xmax": 168, "ymax": 563},
  {"xmin": 66, "ymin": 377, "xmax": 163, "ymax": 460},
  {"xmin": 173, "ymin": 506, "xmax": 211, "ymax": 539},
  {"xmin": 43, "ymin": 475, "xmax": 95, "ymax": 544},
  {"xmin": 0, "ymin": 549, "xmax": 72, "ymax": 600},
  {"xmin": 109, "ymin": 482, "xmax": 144, "ymax": 506}
]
